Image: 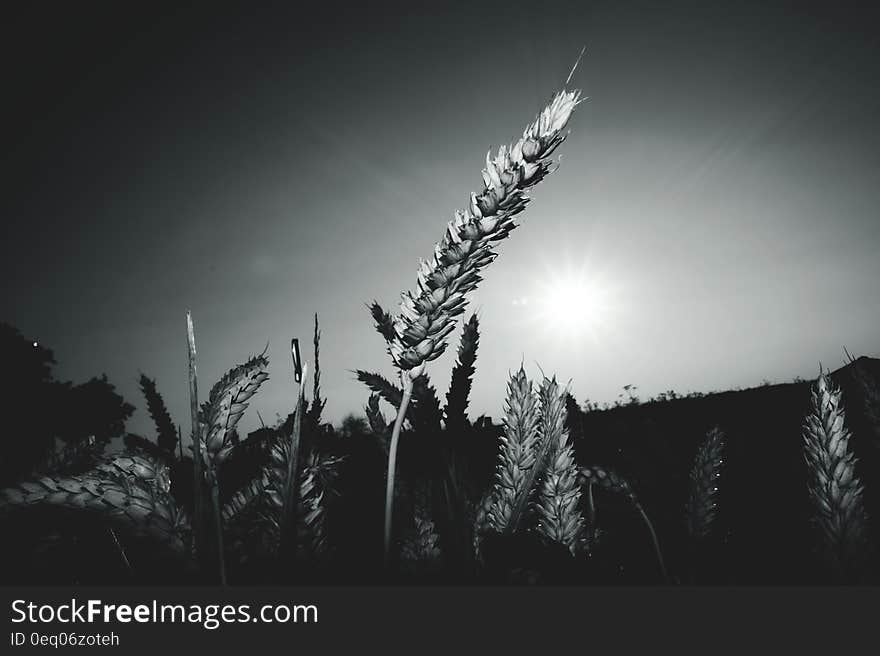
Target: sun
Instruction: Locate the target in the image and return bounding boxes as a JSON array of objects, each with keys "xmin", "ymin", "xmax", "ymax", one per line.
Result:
[
  {"xmin": 539, "ymin": 275, "xmax": 610, "ymax": 335},
  {"xmin": 512, "ymin": 266, "xmax": 616, "ymax": 343},
  {"xmin": 541, "ymin": 277, "xmax": 608, "ymax": 330},
  {"xmin": 508, "ymin": 255, "xmax": 624, "ymax": 346}
]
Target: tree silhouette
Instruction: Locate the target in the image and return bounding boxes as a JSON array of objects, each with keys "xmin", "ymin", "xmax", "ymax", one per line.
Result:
[{"xmin": 0, "ymin": 322, "xmax": 134, "ymax": 486}]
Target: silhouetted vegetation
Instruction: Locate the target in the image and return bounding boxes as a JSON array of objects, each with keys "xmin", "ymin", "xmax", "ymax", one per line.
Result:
[
  {"xmin": 2, "ymin": 316, "xmax": 879, "ymax": 585},
  {"xmin": 0, "ymin": 322, "xmax": 133, "ymax": 487}
]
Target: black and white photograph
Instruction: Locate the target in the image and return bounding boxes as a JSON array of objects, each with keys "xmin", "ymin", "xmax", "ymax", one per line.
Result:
[{"xmin": 1, "ymin": 0, "xmax": 879, "ymax": 644}]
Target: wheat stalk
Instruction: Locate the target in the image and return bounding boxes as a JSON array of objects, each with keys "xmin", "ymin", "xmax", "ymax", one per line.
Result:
[
  {"xmin": 534, "ymin": 377, "xmax": 584, "ymax": 552},
  {"xmin": 803, "ymin": 372, "xmax": 869, "ymax": 580},
  {"xmin": 685, "ymin": 426, "xmax": 725, "ymax": 542},
  {"xmin": 185, "ymin": 311, "xmax": 271, "ymax": 584},
  {"xmin": 488, "ymin": 366, "xmax": 541, "ymax": 534},
  {"xmin": 185, "ymin": 311, "xmax": 208, "ymax": 576},
  {"xmin": 374, "ymin": 88, "xmax": 581, "ymax": 566},
  {"xmin": 202, "ymin": 349, "xmax": 270, "ymax": 585}
]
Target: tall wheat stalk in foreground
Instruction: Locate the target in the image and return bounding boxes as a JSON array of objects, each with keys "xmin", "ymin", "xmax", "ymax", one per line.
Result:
[
  {"xmin": 373, "ymin": 88, "xmax": 582, "ymax": 565},
  {"xmin": 187, "ymin": 312, "xmax": 271, "ymax": 584},
  {"xmin": 803, "ymin": 372, "xmax": 869, "ymax": 581}
]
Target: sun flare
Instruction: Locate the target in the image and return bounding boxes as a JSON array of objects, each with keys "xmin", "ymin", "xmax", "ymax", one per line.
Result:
[
  {"xmin": 540, "ymin": 275, "xmax": 610, "ymax": 333},
  {"xmin": 541, "ymin": 278, "xmax": 608, "ymax": 330},
  {"xmin": 512, "ymin": 267, "xmax": 618, "ymax": 343}
]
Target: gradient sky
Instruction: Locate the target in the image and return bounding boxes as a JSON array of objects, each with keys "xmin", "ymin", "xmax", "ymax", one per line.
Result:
[{"xmin": 2, "ymin": 1, "xmax": 879, "ymax": 441}]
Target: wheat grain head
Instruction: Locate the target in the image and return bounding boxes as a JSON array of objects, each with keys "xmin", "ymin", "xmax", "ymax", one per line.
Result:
[
  {"xmin": 378, "ymin": 90, "xmax": 582, "ymax": 380},
  {"xmin": 488, "ymin": 366, "xmax": 541, "ymax": 533},
  {"xmin": 803, "ymin": 372, "xmax": 869, "ymax": 579},
  {"xmin": 534, "ymin": 377, "xmax": 584, "ymax": 552},
  {"xmin": 685, "ymin": 426, "xmax": 725, "ymax": 542}
]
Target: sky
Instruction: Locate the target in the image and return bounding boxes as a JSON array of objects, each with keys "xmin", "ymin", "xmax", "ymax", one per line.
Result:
[{"xmin": 2, "ymin": 0, "xmax": 879, "ymax": 441}]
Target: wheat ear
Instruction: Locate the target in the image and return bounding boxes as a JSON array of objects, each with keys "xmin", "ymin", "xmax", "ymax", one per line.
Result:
[
  {"xmin": 366, "ymin": 393, "xmax": 388, "ymax": 436},
  {"xmin": 534, "ymin": 377, "xmax": 585, "ymax": 552},
  {"xmin": 382, "ymin": 90, "xmax": 581, "ymax": 378},
  {"xmin": 487, "ymin": 366, "xmax": 541, "ymax": 533},
  {"xmin": 260, "ymin": 411, "xmax": 342, "ymax": 562},
  {"xmin": 138, "ymin": 374, "xmax": 178, "ymax": 456},
  {"xmin": 0, "ymin": 455, "xmax": 190, "ymax": 556},
  {"xmin": 685, "ymin": 426, "xmax": 725, "ymax": 542},
  {"xmin": 400, "ymin": 486, "xmax": 443, "ymax": 574},
  {"xmin": 307, "ymin": 314, "xmax": 326, "ymax": 429},
  {"xmin": 298, "ymin": 450, "xmax": 344, "ymax": 562},
  {"xmin": 443, "ymin": 314, "xmax": 480, "ymax": 434},
  {"xmin": 200, "ymin": 352, "xmax": 270, "ymax": 469},
  {"xmin": 803, "ymin": 372, "xmax": 869, "ymax": 580},
  {"xmin": 356, "ymin": 369, "xmax": 405, "ymax": 411}
]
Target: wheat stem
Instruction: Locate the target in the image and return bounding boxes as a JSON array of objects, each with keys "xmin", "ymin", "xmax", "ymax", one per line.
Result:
[
  {"xmin": 578, "ymin": 465, "xmax": 667, "ymax": 581},
  {"xmin": 280, "ymin": 361, "xmax": 308, "ymax": 573},
  {"xmin": 384, "ymin": 375, "xmax": 413, "ymax": 568},
  {"xmin": 185, "ymin": 311, "xmax": 206, "ymax": 573},
  {"xmin": 586, "ymin": 483, "xmax": 595, "ymax": 526},
  {"xmin": 635, "ymin": 501, "xmax": 668, "ymax": 583},
  {"xmin": 210, "ymin": 481, "xmax": 227, "ymax": 585}
]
